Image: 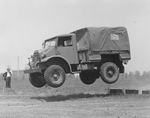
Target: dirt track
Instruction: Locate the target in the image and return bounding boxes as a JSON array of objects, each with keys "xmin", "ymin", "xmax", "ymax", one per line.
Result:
[{"xmin": 0, "ymin": 95, "xmax": 149, "ymax": 118}]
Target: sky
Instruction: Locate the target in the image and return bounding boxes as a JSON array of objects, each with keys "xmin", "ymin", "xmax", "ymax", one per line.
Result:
[{"xmin": 0, "ymin": 0, "xmax": 150, "ymax": 72}]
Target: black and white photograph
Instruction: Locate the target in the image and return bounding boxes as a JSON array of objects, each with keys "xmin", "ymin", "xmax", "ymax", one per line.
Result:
[{"xmin": 0, "ymin": 0, "xmax": 150, "ymax": 117}]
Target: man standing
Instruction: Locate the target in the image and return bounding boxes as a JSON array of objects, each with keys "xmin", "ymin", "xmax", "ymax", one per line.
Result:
[{"xmin": 3, "ymin": 68, "xmax": 12, "ymax": 88}]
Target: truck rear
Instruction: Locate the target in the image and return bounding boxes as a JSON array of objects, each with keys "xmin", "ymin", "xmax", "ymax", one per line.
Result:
[{"xmin": 24, "ymin": 27, "xmax": 131, "ymax": 88}]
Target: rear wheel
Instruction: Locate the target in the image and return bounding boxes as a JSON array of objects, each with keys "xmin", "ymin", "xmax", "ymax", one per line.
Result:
[
  {"xmin": 44, "ymin": 65, "xmax": 66, "ymax": 88},
  {"xmin": 79, "ymin": 70, "xmax": 99, "ymax": 85},
  {"xmin": 29, "ymin": 73, "xmax": 46, "ymax": 88},
  {"xmin": 100, "ymin": 62, "xmax": 119, "ymax": 84}
]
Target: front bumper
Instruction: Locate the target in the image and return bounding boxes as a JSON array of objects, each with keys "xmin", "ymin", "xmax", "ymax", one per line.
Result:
[{"xmin": 24, "ymin": 68, "xmax": 41, "ymax": 74}]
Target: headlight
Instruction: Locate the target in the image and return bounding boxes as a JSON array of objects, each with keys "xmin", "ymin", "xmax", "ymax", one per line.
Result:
[{"xmin": 41, "ymin": 53, "xmax": 46, "ymax": 59}]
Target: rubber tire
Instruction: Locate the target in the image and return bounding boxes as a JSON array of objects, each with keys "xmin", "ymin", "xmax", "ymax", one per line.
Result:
[
  {"xmin": 44, "ymin": 65, "xmax": 66, "ymax": 88},
  {"xmin": 29, "ymin": 73, "xmax": 46, "ymax": 88},
  {"xmin": 79, "ymin": 70, "xmax": 98, "ymax": 85},
  {"xmin": 100, "ymin": 62, "xmax": 119, "ymax": 84}
]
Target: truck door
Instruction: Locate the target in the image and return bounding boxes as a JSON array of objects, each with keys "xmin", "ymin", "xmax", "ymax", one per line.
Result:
[{"xmin": 57, "ymin": 35, "xmax": 78, "ymax": 64}]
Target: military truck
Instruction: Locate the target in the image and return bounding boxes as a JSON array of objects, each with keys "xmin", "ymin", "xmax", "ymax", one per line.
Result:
[{"xmin": 24, "ymin": 27, "xmax": 131, "ymax": 88}]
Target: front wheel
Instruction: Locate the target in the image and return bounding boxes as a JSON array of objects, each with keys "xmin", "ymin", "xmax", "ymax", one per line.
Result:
[
  {"xmin": 44, "ymin": 65, "xmax": 66, "ymax": 88},
  {"xmin": 29, "ymin": 73, "xmax": 46, "ymax": 88},
  {"xmin": 100, "ymin": 62, "xmax": 119, "ymax": 84}
]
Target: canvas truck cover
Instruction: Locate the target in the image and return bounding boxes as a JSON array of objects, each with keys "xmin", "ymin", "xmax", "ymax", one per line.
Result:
[{"xmin": 72, "ymin": 27, "xmax": 130, "ymax": 55}]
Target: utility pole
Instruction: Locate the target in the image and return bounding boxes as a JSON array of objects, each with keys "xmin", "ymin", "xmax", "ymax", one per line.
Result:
[
  {"xmin": 17, "ymin": 56, "xmax": 20, "ymax": 71},
  {"xmin": 17, "ymin": 56, "xmax": 20, "ymax": 79}
]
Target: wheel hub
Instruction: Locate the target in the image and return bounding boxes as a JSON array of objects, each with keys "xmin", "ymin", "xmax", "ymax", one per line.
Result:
[
  {"xmin": 50, "ymin": 71, "xmax": 63, "ymax": 84},
  {"xmin": 106, "ymin": 67, "xmax": 115, "ymax": 78},
  {"xmin": 53, "ymin": 73, "xmax": 59, "ymax": 81}
]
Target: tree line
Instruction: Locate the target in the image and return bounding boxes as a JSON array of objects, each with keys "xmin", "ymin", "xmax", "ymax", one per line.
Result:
[{"xmin": 123, "ymin": 71, "xmax": 150, "ymax": 80}]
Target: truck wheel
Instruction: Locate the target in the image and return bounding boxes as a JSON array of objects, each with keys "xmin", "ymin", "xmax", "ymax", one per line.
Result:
[
  {"xmin": 100, "ymin": 62, "xmax": 119, "ymax": 84},
  {"xmin": 29, "ymin": 73, "xmax": 46, "ymax": 88},
  {"xmin": 44, "ymin": 65, "xmax": 66, "ymax": 88},
  {"xmin": 79, "ymin": 70, "xmax": 98, "ymax": 85}
]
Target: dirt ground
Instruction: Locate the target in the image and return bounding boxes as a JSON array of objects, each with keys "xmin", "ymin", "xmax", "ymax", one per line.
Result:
[
  {"xmin": 0, "ymin": 74, "xmax": 150, "ymax": 118},
  {"xmin": 0, "ymin": 95, "xmax": 149, "ymax": 118}
]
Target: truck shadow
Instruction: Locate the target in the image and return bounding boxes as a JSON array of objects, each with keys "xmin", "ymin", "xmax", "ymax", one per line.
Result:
[{"xmin": 30, "ymin": 93, "xmax": 108, "ymax": 102}]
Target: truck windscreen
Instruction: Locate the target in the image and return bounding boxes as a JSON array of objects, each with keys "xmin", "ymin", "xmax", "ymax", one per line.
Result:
[{"xmin": 43, "ymin": 40, "xmax": 56, "ymax": 49}]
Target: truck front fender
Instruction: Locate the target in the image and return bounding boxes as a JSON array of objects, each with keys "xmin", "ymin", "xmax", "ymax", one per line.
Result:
[{"xmin": 41, "ymin": 55, "xmax": 72, "ymax": 73}]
